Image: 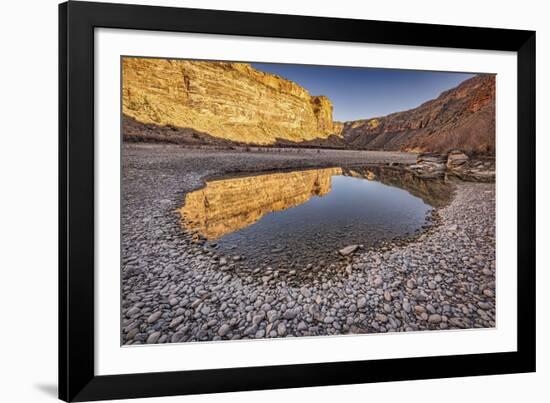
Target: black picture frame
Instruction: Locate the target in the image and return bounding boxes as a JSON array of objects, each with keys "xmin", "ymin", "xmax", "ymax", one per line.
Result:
[{"xmin": 59, "ymin": 1, "xmax": 536, "ymax": 401}]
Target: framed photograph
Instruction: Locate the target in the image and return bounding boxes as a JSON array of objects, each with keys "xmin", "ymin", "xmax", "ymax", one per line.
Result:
[{"xmin": 59, "ymin": 1, "xmax": 536, "ymax": 401}]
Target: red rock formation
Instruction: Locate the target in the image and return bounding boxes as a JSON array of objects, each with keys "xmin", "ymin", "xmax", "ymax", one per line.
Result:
[{"xmin": 341, "ymin": 75, "xmax": 496, "ymax": 154}]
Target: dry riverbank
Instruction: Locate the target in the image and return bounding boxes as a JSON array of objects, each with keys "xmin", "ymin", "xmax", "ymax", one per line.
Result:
[{"xmin": 121, "ymin": 144, "xmax": 495, "ymax": 344}]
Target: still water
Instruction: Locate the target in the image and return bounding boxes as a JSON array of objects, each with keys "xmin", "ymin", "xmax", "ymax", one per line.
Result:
[{"xmin": 179, "ymin": 166, "xmax": 451, "ymax": 269}]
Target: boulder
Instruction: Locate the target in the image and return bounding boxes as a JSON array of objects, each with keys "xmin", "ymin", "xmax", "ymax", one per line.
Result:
[
  {"xmin": 339, "ymin": 245, "xmax": 359, "ymax": 256},
  {"xmin": 446, "ymin": 150, "xmax": 469, "ymax": 169},
  {"xmin": 409, "ymin": 153, "xmax": 446, "ymax": 177},
  {"xmin": 417, "ymin": 153, "xmax": 446, "ymax": 164}
]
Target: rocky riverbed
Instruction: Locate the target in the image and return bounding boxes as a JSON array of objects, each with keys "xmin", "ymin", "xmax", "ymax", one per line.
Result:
[{"xmin": 121, "ymin": 144, "xmax": 495, "ymax": 345}]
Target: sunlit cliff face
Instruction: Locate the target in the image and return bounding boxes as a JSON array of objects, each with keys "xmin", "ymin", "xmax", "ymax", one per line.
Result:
[
  {"xmin": 179, "ymin": 167, "xmax": 343, "ymax": 240},
  {"xmin": 122, "ymin": 58, "xmax": 340, "ymax": 144}
]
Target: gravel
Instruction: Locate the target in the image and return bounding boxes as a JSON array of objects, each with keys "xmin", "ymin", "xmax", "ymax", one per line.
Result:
[{"xmin": 121, "ymin": 144, "xmax": 495, "ymax": 345}]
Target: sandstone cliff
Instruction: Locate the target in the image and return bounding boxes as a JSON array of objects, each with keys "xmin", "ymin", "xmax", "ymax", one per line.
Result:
[
  {"xmin": 123, "ymin": 58, "xmax": 339, "ymax": 145},
  {"xmin": 341, "ymin": 74, "xmax": 496, "ymax": 154}
]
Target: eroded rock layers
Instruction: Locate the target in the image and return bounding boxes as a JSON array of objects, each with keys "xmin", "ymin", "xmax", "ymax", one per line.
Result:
[
  {"xmin": 123, "ymin": 58, "xmax": 339, "ymax": 145},
  {"xmin": 341, "ymin": 74, "xmax": 496, "ymax": 154},
  {"xmin": 123, "ymin": 58, "xmax": 495, "ymax": 154}
]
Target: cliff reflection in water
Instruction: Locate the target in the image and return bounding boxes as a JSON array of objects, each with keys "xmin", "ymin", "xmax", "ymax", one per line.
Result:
[
  {"xmin": 180, "ymin": 167, "xmax": 343, "ymax": 240},
  {"xmin": 179, "ymin": 166, "xmax": 452, "ymax": 244},
  {"xmin": 344, "ymin": 166, "xmax": 453, "ymax": 208}
]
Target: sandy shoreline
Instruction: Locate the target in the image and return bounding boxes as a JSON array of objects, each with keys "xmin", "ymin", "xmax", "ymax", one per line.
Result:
[{"xmin": 121, "ymin": 144, "xmax": 495, "ymax": 344}]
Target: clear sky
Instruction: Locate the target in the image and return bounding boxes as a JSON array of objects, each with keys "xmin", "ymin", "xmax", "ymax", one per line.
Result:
[{"xmin": 250, "ymin": 62, "xmax": 475, "ymax": 122}]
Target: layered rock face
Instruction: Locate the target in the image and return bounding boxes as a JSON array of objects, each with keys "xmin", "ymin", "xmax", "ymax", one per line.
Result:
[
  {"xmin": 123, "ymin": 58, "xmax": 339, "ymax": 145},
  {"xmin": 179, "ymin": 167, "xmax": 342, "ymax": 239},
  {"xmin": 341, "ymin": 74, "xmax": 496, "ymax": 154},
  {"xmin": 123, "ymin": 58, "xmax": 495, "ymax": 154}
]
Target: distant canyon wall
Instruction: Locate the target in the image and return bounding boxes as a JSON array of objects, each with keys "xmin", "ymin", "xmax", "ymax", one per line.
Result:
[
  {"xmin": 123, "ymin": 58, "xmax": 340, "ymax": 145},
  {"xmin": 341, "ymin": 74, "xmax": 496, "ymax": 154}
]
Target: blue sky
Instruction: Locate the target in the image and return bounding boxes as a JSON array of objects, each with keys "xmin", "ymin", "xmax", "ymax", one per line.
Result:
[{"xmin": 250, "ymin": 62, "xmax": 474, "ymax": 122}]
